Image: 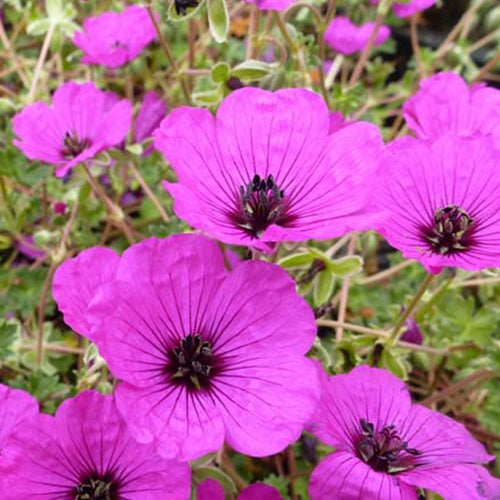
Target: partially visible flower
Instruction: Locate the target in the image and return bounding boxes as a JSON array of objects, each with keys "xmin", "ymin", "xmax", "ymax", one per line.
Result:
[
  {"xmin": 375, "ymin": 133, "xmax": 500, "ymax": 273},
  {"xmin": 329, "ymin": 111, "xmax": 353, "ymax": 134},
  {"xmin": 403, "ymin": 72, "xmax": 500, "ymax": 144},
  {"xmin": 198, "ymin": 478, "xmax": 283, "ymax": 500},
  {"xmin": 14, "ymin": 235, "xmax": 45, "ymax": 261},
  {"xmin": 13, "ymin": 82, "xmax": 132, "ymax": 178},
  {"xmin": 245, "ymin": 0, "xmax": 295, "ymax": 11},
  {"xmin": 134, "ymin": 90, "xmax": 167, "ymax": 155},
  {"xmin": 155, "ymin": 87, "xmax": 384, "ymax": 252},
  {"xmin": 52, "ymin": 234, "xmax": 320, "ymax": 461},
  {"xmin": 308, "ymin": 365, "xmax": 500, "ymax": 500},
  {"xmin": 1, "ymin": 391, "xmax": 190, "ymax": 499},
  {"xmin": 0, "ymin": 384, "xmax": 38, "ymax": 453},
  {"xmin": 73, "ymin": 6, "xmax": 157, "ymax": 68},
  {"xmin": 400, "ymin": 316, "xmax": 423, "ymax": 344},
  {"xmin": 53, "ymin": 246, "xmax": 120, "ymax": 339},
  {"xmin": 369, "ymin": 0, "xmax": 436, "ymax": 18},
  {"xmin": 324, "ymin": 16, "xmax": 391, "ymax": 55},
  {"xmin": 53, "ymin": 201, "xmax": 67, "ymax": 215}
]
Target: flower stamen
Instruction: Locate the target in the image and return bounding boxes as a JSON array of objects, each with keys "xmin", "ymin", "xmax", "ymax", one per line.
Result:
[
  {"xmin": 62, "ymin": 131, "xmax": 91, "ymax": 160},
  {"xmin": 168, "ymin": 334, "xmax": 213, "ymax": 390},
  {"xmin": 234, "ymin": 174, "xmax": 287, "ymax": 238},
  {"xmin": 425, "ymin": 204, "xmax": 474, "ymax": 255},
  {"xmin": 357, "ymin": 419, "xmax": 421, "ymax": 473},
  {"xmin": 76, "ymin": 478, "xmax": 113, "ymax": 500}
]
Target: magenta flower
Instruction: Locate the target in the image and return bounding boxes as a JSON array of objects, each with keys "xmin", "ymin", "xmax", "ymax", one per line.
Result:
[
  {"xmin": 13, "ymin": 82, "xmax": 132, "ymax": 178},
  {"xmin": 73, "ymin": 6, "xmax": 157, "ymax": 68},
  {"xmin": 0, "ymin": 384, "xmax": 38, "ymax": 453},
  {"xmin": 375, "ymin": 133, "xmax": 500, "ymax": 273},
  {"xmin": 369, "ymin": 0, "xmax": 436, "ymax": 18},
  {"xmin": 52, "ymin": 234, "xmax": 320, "ymax": 461},
  {"xmin": 403, "ymin": 72, "xmax": 500, "ymax": 144},
  {"xmin": 244, "ymin": 0, "xmax": 295, "ymax": 11},
  {"xmin": 134, "ymin": 90, "xmax": 167, "ymax": 155},
  {"xmin": 329, "ymin": 111, "xmax": 353, "ymax": 134},
  {"xmin": 154, "ymin": 88, "xmax": 383, "ymax": 251},
  {"xmin": 325, "ymin": 16, "xmax": 391, "ymax": 55},
  {"xmin": 1, "ymin": 390, "xmax": 190, "ymax": 499},
  {"xmin": 308, "ymin": 365, "xmax": 500, "ymax": 500},
  {"xmin": 198, "ymin": 478, "xmax": 283, "ymax": 500}
]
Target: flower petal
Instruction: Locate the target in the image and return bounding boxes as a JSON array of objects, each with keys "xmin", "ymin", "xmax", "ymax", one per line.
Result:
[
  {"xmin": 309, "ymin": 451, "xmax": 417, "ymax": 500},
  {"xmin": 52, "ymin": 247, "xmax": 120, "ymax": 339}
]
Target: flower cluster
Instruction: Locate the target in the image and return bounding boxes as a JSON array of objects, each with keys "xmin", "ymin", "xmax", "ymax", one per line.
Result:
[{"xmin": 4, "ymin": 1, "xmax": 500, "ymax": 498}]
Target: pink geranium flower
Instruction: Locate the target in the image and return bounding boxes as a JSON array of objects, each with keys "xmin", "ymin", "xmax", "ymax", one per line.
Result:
[
  {"xmin": 369, "ymin": 0, "xmax": 436, "ymax": 18},
  {"xmin": 134, "ymin": 90, "xmax": 167, "ymax": 155},
  {"xmin": 375, "ymin": 133, "xmax": 500, "ymax": 273},
  {"xmin": 0, "ymin": 384, "xmax": 38, "ymax": 453},
  {"xmin": 325, "ymin": 16, "xmax": 391, "ymax": 55},
  {"xmin": 52, "ymin": 234, "xmax": 320, "ymax": 461},
  {"xmin": 198, "ymin": 478, "xmax": 283, "ymax": 499},
  {"xmin": 1, "ymin": 390, "xmax": 190, "ymax": 499},
  {"xmin": 12, "ymin": 82, "xmax": 132, "ymax": 178},
  {"xmin": 403, "ymin": 72, "xmax": 500, "ymax": 144},
  {"xmin": 73, "ymin": 6, "xmax": 157, "ymax": 68},
  {"xmin": 154, "ymin": 88, "xmax": 383, "ymax": 251},
  {"xmin": 308, "ymin": 365, "xmax": 500, "ymax": 500}
]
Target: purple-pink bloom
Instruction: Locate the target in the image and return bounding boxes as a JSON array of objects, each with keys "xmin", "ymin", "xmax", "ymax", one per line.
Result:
[
  {"xmin": 324, "ymin": 16, "xmax": 391, "ymax": 55},
  {"xmin": 329, "ymin": 111, "xmax": 354, "ymax": 134},
  {"xmin": 375, "ymin": 133, "xmax": 500, "ymax": 274},
  {"xmin": 400, "ymin": 317, "xmax": 423, "ymax": 344},
  {"xmin": 0, "ymin": 384, "xmax": 38, "ymax": 453},
  {"xmin": 403, "ymin": 72, "xmax": 500, "ymax": 145},
  {"xmin": 369, "ymin": 0, "xmax": 436, "ymax": 18},
  {"xmin": 198, "ymin": 479, "xmax": 283, "ymax": 500},
  {"xmin": 134, "ymin": 90, "xmax": 167, "ymax": 155},
  {"xmin": 12, "ymin": 82, "xmax": 132, "ymax": 178},
  {"xmin": 154, "ymin": 87, "xmax": 383, "ymax": 252},
  {"xmin": 73, "ymin": 6, "xmax": 157, "ymax": 68},
  {"xmin": 0, "ymin": 390, "xmax": 190, "ymax": 499},
  {"xmin": 244, "ymin": 0, "xmax": 295, "ymax": 11},
  {"xmin": 52, "ymin": 234, "xmax": 320, "ymax": 461},
  {"xmin": 308, "ymin": 365, "xmax": 500, "ymax": 500},
  {"xmin": 134, "ymin": 91, "xmax": 167, "ymax": 143}
]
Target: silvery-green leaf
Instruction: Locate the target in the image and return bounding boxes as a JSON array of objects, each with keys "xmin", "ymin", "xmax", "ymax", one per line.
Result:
[
  {"xmin": 207, "ymin": 0, "xmax": 229, "ymax": 43},
  {"xmin": 230, "ymin": 60, "xmax": 278, "ymax": 81}
]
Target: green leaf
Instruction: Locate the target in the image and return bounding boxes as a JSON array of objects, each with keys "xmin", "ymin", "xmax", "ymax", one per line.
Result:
[
  {"xmin": 59, "ymin": 20, "xmax": 80, "ymax": 38},
  {"xmin": 380, "ymin": 348, "xmax": 408, "ymax": 379},
  {"xmin": 278, "ymin": 252, "xmax": 315, "ymax": 269},
  {"xmin": 0, "ymin": 321, "xmax": 17, "ymax": 360},
  {"xmin": 207, "ymin": 0, "xmax": 229, "ymax": 43},
  {"xmin": 192, "ymin": 86, "xmax": 223, "ymax": 106},
  {"xmin": 126, "ymin": 144, "xmax": 144, "ymax": 156},
  {"xmin": 230, "ymin": 60, "xmax": 277, "ymax": 81},
  {"xmin": 314, "ymin": 269, "xmax": 335, "ymax": 307},
  {"xmin": 27, "ymin": 19, "xmax": 52, "ymax": 36},
  {"xmin": 45, "ymin": 0, "xmax": 63, "ymax": 19},
  {"xmin": 168, "ymin": 0, "xmax": 205, "ymax": 21},
  {"xmin": 211, "ymin": 62, "xmax": 230, "ymax": 83},
  {"xmin": 192, "ymin": 466, "xmax": 236, "ymax": 494},
  {"xmin": 327, "ymin": 255, "xmax": 363, "ymax": 276}
]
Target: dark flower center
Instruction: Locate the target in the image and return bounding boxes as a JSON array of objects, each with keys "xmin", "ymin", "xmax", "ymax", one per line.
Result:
[
  {"xmin": 62, "ymin": 131, "xmax": 91, "ymax": 160},
  {"xmin": 174, "ymin": 0, "xmax": 199, "ymax": 15},
  {"xmin": 233, "ymin": 174, "xmax": 288, "ymax": 238},
  {"xmin": 356, "ymin": 419, "xmax": 421, "ymax": 473},
  {"xmin": 76, "ymin": 478, "xmax": 115, "ymax": 500},
  {"xmin": 424, "ymin": 204, "xmax": 474, "ymax": 255},
  {"xmin": 167, "ymin": 334, "xmax": 213, "ymax": 390}
]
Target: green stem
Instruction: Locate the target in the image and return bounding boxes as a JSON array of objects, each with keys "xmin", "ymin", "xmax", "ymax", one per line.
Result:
[{"xmin": 390, "ymin": 272, "xmax": 436, "ymax": 345}]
